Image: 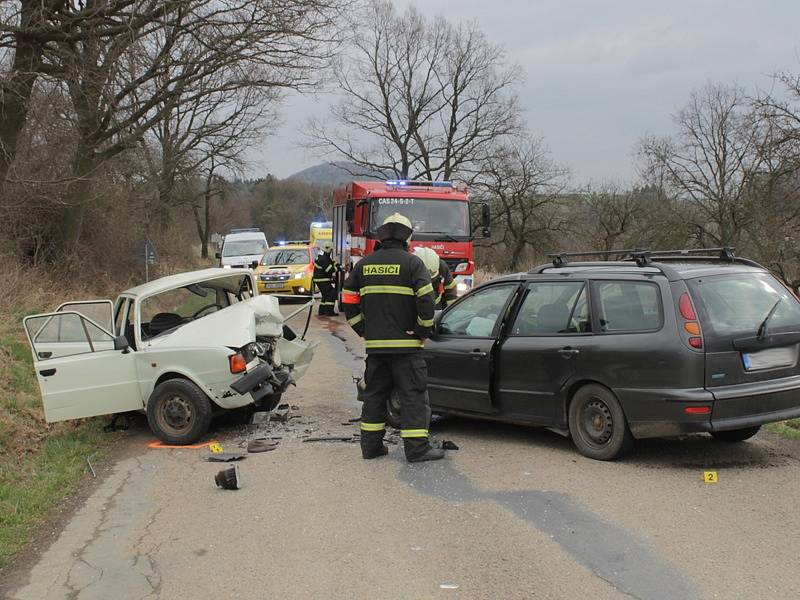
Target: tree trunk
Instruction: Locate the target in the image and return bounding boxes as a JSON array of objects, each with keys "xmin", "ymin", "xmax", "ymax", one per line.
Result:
[
  {"xmin": 58, "ymin": 146, "xmax": 96, "ymax": 257},
  {"xmin": 0, "ymin": 2, "xmax": 45, "ymax": 181},
  {"xmin": 507, "ymin": 238, "xmax": 526, "ymax": 271}
]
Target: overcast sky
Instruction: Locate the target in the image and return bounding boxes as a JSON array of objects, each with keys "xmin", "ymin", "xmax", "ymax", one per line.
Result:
[{"xmin": 252, "ymin": 0, "xmax": 800, "ymax": 186}]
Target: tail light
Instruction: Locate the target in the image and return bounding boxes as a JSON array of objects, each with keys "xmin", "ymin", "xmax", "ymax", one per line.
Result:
[
  {"xmin": 229, "ymin": 353, "xmax": 247, "ymax": 374},
  {"xmin": 678, "ymin": 292, "xmax": 703, "ymax": 350}
]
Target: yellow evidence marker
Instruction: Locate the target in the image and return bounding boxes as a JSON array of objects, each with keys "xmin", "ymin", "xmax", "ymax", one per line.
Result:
[
  {"xmin": 702, "ymin": 471, "xmax": 718, "ymax": 483},
  {"xmin": 208, "ymin": 442, "xmax": 224, "ymax": 454}
]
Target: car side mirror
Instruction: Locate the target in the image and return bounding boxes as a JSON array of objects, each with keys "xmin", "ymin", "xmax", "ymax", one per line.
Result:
[
  {"xmin": 481, "ymin": 203, "xmax": 491, "ymax": 238},
  {"xmin": 215, "ymin": 252, "xmax": 221, "ymax": 259},
  {"xmin": 250, "ymin": 260, "xmax": 259, "ymax": 270},
  {"xmin": 113, "ymin": 335, "xmax": 130, "ymax": 352}
]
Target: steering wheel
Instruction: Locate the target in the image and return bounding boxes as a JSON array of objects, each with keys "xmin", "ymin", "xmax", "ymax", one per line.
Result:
[{"xmin": 192, "ymin": 303, "xmax": 224, "ymax": 319}]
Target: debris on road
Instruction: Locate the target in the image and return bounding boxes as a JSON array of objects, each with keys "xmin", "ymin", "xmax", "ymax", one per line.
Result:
[
  {"xmin": 434, "ymin": 440, "xmax": 459, "ymax": 451},
  {"xmin": 214, "ymin": 465, "xmax": 242, "ymax": 490},
  {"xmin": 303, "ymin": 435, "xmax": 360, "ymax": 443},
  {"xmin": 439, "ymin": 583, "xmax": 459, "ymax": 590},
  {"xmin": 247, "ymin": 438, "xmax": 279, "ymax": 453},
  {"xmin": 86, "ymin": 458, "xmax": 96, "ymax": 478},
  {"xmin": 205, "ymin": 452, "xmax": 246, "ymax": 462}
]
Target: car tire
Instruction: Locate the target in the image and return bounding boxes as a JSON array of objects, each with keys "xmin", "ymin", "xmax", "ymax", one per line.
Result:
[
  {"xmin": 568, "ymin": 384, "xmax": 633, "ymax": 461},
  {"xmin": 710, "ymin": 426, "xmax": 761, "ymax": 442},
  {"xmin": 147, "ymin": 378, "xmax": 213, "ymax": 445}
]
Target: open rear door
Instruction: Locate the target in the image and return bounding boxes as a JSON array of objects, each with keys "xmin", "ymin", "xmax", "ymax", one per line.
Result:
[{"xmin": 23, "ymin": 310, "xmax": 142, "ymax": 422}]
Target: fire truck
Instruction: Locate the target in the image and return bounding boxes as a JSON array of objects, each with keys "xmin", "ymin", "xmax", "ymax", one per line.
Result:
[{"xmin": 332, "ymin": 180, "xmax": 490, "ymax": 296}]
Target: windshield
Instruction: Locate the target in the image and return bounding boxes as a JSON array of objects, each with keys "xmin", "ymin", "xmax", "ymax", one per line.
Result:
[
  {"xmin": 222, "ymin": 239, "xmax": 267, "ymax": 257},
  {"xmin": 371, "ymin": 198, "xmax": 469, "ymax": 237},
  {"xmin": 261, "ymin": 249, "xmax": 309, "ymax": 266},
  {"xmin": 688, "ymin": 273, "xmax": 800, "ymax": 338}
]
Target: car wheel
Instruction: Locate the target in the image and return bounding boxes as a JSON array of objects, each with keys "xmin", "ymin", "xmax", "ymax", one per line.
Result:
[
  {"xmin": 147, "ymin": 379, "xmax": 213, "ymax": 445},
  {"xmin": 568, "ymin": 384, "xmax": 633, "ymax": 461},
  {"xmin": 710, "ymin": 426, "xmax": 761, "ymax": 442}
]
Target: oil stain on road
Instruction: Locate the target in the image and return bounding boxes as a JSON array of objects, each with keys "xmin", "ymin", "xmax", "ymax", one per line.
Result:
[{"xmin": 400, "ymin": 459, "xmax": 694, "ymax": 600}]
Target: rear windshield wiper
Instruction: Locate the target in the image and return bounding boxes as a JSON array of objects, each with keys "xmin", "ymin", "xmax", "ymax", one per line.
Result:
[{"xmin": 757, "ymin": 298, "xmax": 782, "ymax": 340}]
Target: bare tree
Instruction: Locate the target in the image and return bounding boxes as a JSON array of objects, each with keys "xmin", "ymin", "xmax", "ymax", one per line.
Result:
[
  {"xmin": 306, "ymin": 0, "xmax": 520, "ymax": 182},
  {"xmin": 638, "ymin": 83, "xmax": 766, "ymax": 247},
  {"xmin": 473, "ymin": 136, "xmax": 568, "ymax": 271}
]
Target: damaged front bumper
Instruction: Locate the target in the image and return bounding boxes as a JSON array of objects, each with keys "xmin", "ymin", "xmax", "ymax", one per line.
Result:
[{"xmin": 230, "ymin": 362, "xmax": 293, "ymax": 410}]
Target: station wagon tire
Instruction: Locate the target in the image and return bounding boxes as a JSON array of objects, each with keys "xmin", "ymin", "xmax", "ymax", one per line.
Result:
[
  {"xmin": 710, "ymin": 426, "xmax": 761, "ymax": 443},
  {"xmin": 568, "ymin": 384, "xmax": 633, "ymax": 461},
  {"xmin": 147, "ymin": 379, "xmax": 213, "ymax": 445}
]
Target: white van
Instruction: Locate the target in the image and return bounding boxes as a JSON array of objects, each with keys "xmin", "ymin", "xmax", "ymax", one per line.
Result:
[{"xmin": 217, "ymin": 228, "xmax": 268, "ymax": 268}]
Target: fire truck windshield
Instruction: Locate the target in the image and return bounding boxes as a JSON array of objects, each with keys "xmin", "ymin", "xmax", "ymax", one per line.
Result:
[{"xmin": 371, "ymin": 198, "xmax": 469, "ymax": 238}]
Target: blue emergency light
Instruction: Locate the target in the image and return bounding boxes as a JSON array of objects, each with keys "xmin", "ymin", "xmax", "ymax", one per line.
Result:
[{"xmin": 385, "ymin": 180, "xmax": 453, "ymax": 188}]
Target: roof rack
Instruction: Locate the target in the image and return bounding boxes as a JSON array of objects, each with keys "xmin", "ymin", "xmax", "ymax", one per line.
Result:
[{"xmin": 533, "ymin": 247, "xmax": 765, "ymax": 280}]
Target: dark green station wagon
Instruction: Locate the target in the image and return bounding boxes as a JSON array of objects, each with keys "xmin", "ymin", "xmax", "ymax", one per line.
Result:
[{"xmin": 422, "ymin": 249, "xmax": 800, "ymax": 460}]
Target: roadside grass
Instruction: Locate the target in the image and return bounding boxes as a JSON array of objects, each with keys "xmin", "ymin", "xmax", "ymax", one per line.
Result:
[
  {"xmin": 0, "ymin": 309, "xmax": 111, "ymax": 568},
  {"xmin": 766, "ymin": 419, "xmax": 800, "ymax": 441}
]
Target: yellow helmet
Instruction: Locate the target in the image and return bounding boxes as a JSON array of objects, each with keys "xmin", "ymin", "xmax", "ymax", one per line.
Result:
[
  {"xmin": 322, "ymin": 241, "xmax": 333, "ymax": 252},
  {"xmin": 377, "ymin": 212, "xmax": 413, "ymax": 242},
  {"xmin": 413, "ymin": 247, "xmax": 440, "ymax": 277}
]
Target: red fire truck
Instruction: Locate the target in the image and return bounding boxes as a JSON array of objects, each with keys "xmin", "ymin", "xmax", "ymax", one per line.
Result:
[{"xmin": 332, "ymin": 180, "xmax": 490, "ymax": 296}]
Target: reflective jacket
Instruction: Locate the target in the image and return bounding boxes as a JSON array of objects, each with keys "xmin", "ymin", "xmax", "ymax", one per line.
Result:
[
  {"xmin": 342, "ymin": 240, "xmax": 435, "ymax": 353},
  {"xmin": 434, "ymin": 259, "xmax": 458, "ymax": 309},
  {"xmin": 313, "ymin": 251, "xmax": 338, "ymax": 284}
]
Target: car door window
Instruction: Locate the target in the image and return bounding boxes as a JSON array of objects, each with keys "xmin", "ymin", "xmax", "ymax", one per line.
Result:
[
  {"xmin": 25, "ymin": 312, "xmax": 115, "ymax": 359},
  {"xmin": 512, "ymin": 282, "xmax": 589, "ymax": 335},
  {"xmin": 438, "ymin": 285, "xmax": 516, "ymax": 337},
  {"xmin": 595, "ymin": 281, "xmax": 662, "ymax": 332}
]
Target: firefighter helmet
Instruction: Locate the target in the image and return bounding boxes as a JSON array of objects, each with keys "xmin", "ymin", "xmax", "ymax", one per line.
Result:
[
  {"xmin": 413, "ymin": 246, "xmax": 440, "ymax": 277},
  {"xmin": 377, "ymin": 212, "xmax": 413, "ymax": 242},
  {"xmin": 322, "ymin": 241, "xmax": 333, "ymax": 252}
]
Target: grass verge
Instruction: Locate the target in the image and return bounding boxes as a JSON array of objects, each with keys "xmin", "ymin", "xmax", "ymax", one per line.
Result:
[
  {"xmin": 765, "ymin": 420, "xmax": 800, "ymax": 441},
  {"xmin": 0, "ymin": 309, "xmax": 111, "ymax": 568}
]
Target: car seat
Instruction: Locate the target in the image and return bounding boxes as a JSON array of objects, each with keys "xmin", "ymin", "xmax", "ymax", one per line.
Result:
[
  {"xmin": 148, "ymin": 312, "xmax": 184, "ymax": 336},
  {"xmin": 534, "ymin": 303, "xmax": 570, "ymax": 334}
]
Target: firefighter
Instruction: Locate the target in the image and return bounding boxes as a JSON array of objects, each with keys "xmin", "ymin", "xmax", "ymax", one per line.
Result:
[
  {"xmin": 342, "ymin": 213, "xmax": 443, "ymax": 462},
  {"xmin": 313, "ymin": 241, "xmax": 339, "ymax": 316},
  {"xmin": 413, "ymin": 247, "xmax": 458, "ymax": 310}
]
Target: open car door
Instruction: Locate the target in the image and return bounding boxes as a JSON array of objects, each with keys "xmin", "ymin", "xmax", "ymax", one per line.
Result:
[{"xmin": 23, "ymin": 309, "xmax": 142, "ymax": 422}]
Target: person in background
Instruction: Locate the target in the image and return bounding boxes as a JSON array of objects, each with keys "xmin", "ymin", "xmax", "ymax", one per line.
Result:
[
  {"xmin": 413, "ymin": 247, "xmax": 458, "ymax": 310},
  {"xmin": 313, "ymin": 241, "xmax": 339, "ymax": 316}
]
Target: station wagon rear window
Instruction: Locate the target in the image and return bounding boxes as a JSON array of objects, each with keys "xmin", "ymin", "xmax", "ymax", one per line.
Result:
[
  {"xmin": 687, "ymin": 273, "xmax": 800, "ymax": 337},
  {"xmin": 594, "ymin": 281, "xmax": 662, "ymax": 332}
]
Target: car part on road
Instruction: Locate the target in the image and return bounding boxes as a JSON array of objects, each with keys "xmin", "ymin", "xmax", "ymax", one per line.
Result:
[
  {"xmin": 710, "ymin": 425, "xmax": 761, "ymax": 442},
  {"xmin": 247, "ymin": 438, "xmax": 279, "ymax": 453},
  {"xmin": 568, "ymin": 384, "xmax": 633, "ymax": 461},
  {"xmin": 147, "ymin": 378, "xmax": 213, "ymax": 445},
  {"xmin": 302, "ymin": 435, "xmax": 360, "ymax": 443},
  {"xmin": 205, "ymin": 452, "xmax": 246, "ymax": 462},
  {"xmin": 214, "ymin": 465, "xmax": 242, "ymax": 490},
  {"xmin": 433, "ymin": 439, "xmax": 459, "ymax": 450}
]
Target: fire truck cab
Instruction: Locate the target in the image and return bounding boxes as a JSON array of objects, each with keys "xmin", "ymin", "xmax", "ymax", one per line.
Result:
[{"xmin": 332, "ymin": 180, "xmax": 490, "ymax": 296}]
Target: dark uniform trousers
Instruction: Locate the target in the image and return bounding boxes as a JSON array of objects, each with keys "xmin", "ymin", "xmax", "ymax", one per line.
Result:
[
  {"xmin": 315, "ymin": 280, "xmax": 337, "ymax": 315},
  {"xmin": 360, "ymin": 353, "xmax": 431, "ymax": 460}
]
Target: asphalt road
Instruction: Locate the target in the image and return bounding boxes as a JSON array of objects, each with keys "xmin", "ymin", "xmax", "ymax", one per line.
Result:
[{"xmin": 4, "ymin": 314, "xmax": 800, "ymax": 599}]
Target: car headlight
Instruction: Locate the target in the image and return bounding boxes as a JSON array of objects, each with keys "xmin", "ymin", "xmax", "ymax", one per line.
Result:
[
  {"xmin": 456, "ymin": 282, "xmax": 468, "ymax": 293},
  {"xmin": 294, "ymin": 273, "xmax": 304, "ymax": 279}
]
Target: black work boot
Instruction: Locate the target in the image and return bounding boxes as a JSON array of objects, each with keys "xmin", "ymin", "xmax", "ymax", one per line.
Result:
[
  {"xmin": 407, "ymin": 447, "xmax": 445, "ymax": 462},
  {"xmin": 362, "ymin": 445, "xmax": 389, "ymax": 459}
]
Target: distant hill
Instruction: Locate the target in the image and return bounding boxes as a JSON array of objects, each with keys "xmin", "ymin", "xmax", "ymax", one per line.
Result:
[{"xmin": 286, "ymin": 162, "xmax": 386, "ymax": 186}]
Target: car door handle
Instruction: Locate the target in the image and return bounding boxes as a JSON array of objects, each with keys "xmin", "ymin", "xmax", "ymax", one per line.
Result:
[
  {"xmin": 469, "ymin": 349, "xmax": 488, "ymax": 359},
  {"xmin": 39, "ymin": 368, "xmax": 57, "ymax": 377},
  {"xmin": 558, "ymin": 347, "xmax": 580, "ymax": 358}
]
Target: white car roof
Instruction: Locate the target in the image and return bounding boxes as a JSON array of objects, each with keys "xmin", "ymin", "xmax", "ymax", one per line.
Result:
[
  {"xmin": 224, "ymin": 232, "xmax": 266, "ymax": 240},
  {"xmin": 122, "ymin": 268, "xmax": 253, "ymax": 298}
]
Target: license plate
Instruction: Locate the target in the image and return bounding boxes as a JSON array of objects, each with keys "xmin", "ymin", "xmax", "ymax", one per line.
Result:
[
  {"xmin": 742, "ymin": 346, "xmax": 796, "ymax": 371},
  {"xmin": 263, "ymin": 283, "xmax": 284, "ymax": 289}
]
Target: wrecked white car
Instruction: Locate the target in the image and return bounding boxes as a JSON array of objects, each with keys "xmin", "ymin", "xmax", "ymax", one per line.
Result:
[{"xmin": 23, "ymin": 268, "xmax": 316, "ymax": 444}]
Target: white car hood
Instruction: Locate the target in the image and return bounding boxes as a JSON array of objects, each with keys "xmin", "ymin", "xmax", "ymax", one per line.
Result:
[{"xmin": 149, "ymin": 295, "xmax": 284, "ymax": 349}]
